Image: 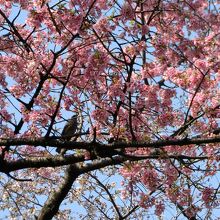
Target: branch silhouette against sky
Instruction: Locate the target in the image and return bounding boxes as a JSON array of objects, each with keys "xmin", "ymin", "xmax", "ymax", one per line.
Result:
[{"xmin": 0, "ymin": 0, "xmax": 219, "ymax": 219}]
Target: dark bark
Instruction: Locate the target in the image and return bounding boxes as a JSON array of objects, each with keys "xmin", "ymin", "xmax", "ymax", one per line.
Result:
[{"xmin": 37, "ymin": 164, "xmax": 80, "ymax": 220}]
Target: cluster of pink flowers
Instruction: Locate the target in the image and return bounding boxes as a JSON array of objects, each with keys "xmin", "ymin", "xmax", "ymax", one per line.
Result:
[{"xmin": 0, "ymin": 0, "xmax": 219, "ymax": 218}]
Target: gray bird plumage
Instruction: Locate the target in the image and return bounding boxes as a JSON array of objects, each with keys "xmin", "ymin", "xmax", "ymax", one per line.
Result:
[
  {"xmin": 56, "ymin": 115, "xmax": 78, "ymax": 154},
  {"xmin": 61, "ymin": 115, "xmax": 78, "ymax": 139}
]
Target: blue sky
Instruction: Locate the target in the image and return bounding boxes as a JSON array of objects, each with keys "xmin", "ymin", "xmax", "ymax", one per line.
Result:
[{"xmin": 0, "ymin": 1, "xmax": 220, "ymax": 219}]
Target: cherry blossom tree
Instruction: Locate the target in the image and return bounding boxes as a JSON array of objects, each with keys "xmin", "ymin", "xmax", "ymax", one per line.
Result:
[{"xmin": 0, "ymin": 0, "xmax": 219, "ymax": 219}]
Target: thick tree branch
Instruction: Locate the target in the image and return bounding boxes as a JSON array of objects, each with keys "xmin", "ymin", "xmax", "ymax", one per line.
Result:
[
  {"xmin": 37, "ymin": 164, "xmax": 80, "ymax": 220},
  {"xmin": 36, "ymin": 155, "xmax": 127, "ymax": 219},
  {"xmin": 0, "ymin": 154, "xmax": 85, "ymax": 173},
  {"xmin": 0, "ymin": 153, "xmax": 208, "ymax": 174},
  {"xmin": 0, "ymin": 135, "xmax": 220, "ymax": 150}
]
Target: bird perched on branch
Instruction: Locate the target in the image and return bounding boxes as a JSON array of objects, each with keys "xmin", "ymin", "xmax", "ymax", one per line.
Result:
[{"xmin": 56, "ymin": 114, "xmax": 79, "ymax": 155}]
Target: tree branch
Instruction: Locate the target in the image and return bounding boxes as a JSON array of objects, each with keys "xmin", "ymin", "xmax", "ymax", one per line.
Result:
[
  {"xmin": 37, "ymin": 164, "xmax": 80, "ymax": 220},
  {"xmin": 0, "ymin": 135, "xmax": 220, "ymax": 151}
]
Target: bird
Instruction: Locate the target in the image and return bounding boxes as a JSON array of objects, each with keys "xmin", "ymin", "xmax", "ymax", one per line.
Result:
[{"xmin": 56, "ymin": 114, "xmax": 78, "ymax": 154}]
